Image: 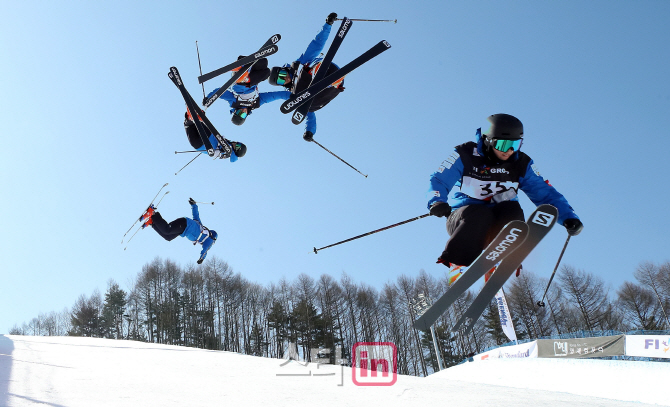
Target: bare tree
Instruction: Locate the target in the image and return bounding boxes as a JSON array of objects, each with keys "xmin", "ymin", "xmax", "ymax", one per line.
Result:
[
  {"xmin": 558, "ymin": 266, "xmax": 613, "ymax": 331},
  {"xmin": 634, "ymin": 262, "xmax": 670, "ymax": 327}
]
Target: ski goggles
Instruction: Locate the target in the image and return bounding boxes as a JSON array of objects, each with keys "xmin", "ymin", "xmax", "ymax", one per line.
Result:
[
  {"xmin": 233, "ymin": 109, "xmax": 248, "ymax": 119},
  {"xmin": 490, "ymin": 138, "xmax": 523, "ymax": 152},
  {"xmin": 276, "ymin": 69, "xmax": 290, "ymax": 86}
]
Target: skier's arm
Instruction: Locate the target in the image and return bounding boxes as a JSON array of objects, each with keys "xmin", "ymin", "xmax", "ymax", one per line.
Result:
[
  {"xmin": 198, "ymin": 239, "xmax": 213, "ymax": 263},
  {"xmin": 258, "ymin": 91, "xmax": 291, "ymax": 106},
  {"xmin": 427, "ymin": 150, "xmax": 464, "ymax": 209},
  {"xmin": 191, "ymin": 203, "xmax": 202, "ymax": 223},
  {"xmin": 519, "ymin": 160, "xmax": 579, "ymax": 224},
  {"xmin": 297, "ymin": 23, "xmax": 332, "ymax": 65},
  {"xmin": 304, "ymin": 111, "xmax": 317, "ymax": 135},
  {"xmin": 206, "ymin": 88, "xmax": 237, "ymax": 107}
]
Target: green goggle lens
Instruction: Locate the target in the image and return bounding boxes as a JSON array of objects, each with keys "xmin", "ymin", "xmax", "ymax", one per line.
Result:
[
  {"xmin": 492, "ymin": 138, "xmax": 522, "ymax": 152},
  {"xmin": 276, "ymin": 70, "xmax": 289, "ymax": 85},
  {"xmin": 234, "ymin": 110, "xmax": 248, "ymax": 119}
]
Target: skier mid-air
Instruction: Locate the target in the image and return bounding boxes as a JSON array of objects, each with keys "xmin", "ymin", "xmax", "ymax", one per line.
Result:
[
  {"xmin": 141, "ymin": 198, "xmax": 217, "ymax": 264},
  {"xmin": 184, "ymin": 109, "xmax": 247, "ymax": 161},
  {"xmin": 427, "ymin": 113, "xmax": 583, "ymax": 285},
  {"xmin": 267, "ymin": 12, "xmax": 343, "ymax": 141},
  {"xmin": 205, "ymin": 56, "xmax": 290, "ymax": 126}
]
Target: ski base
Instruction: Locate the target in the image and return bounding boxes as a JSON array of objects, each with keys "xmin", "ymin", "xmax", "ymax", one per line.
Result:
[
  {"xmin": 452, "ymin": 204, "xmax": 559, "ymax": 334},
  {"xmin": 412, "ymin": 219, "xmax": 529, "ymax": 331}
]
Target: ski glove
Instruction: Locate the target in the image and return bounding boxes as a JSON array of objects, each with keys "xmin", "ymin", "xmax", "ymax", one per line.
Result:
[
  {"xmin": 429, "ymin": 202, "xmax": 452, "ymax": 218},
  {"xmin": 303, "ymin": 131, "xmax": 314, "ymax": 142},
  {"xmin": 189, "ymin": 198, "xmax": 196, "ymax": 205},
  {"xmin": 326, "ymin": 12, "xmax": 338, "ymax": 25},
  {"xmin": 563, "ymin": 218, "xmax": 583, "ymax": 236}
]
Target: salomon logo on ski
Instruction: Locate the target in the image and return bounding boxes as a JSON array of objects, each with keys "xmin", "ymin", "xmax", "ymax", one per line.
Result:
[
  {"xmin": 531, "ymin": 211, "xmax": 555, "ymax": 227},
  {"xmin": 284, "ymin": 92, "xmax": 311, "ymax": 111},
  {"xmin": 485, "ymin": 228, "xmax": 524, "ymax": 261},
  {"xmin": 338, "ymin": 19, "xmax": 351, "ymax": 37}
]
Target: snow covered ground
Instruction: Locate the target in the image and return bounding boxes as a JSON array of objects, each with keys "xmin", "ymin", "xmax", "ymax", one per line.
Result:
[{"xmin": 0, "ymin": 335, "xmax": 666, "ymax": 407}]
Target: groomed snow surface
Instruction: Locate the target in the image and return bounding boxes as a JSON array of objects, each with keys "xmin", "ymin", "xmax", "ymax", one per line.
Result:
[{"xmin": 0, "ymin": 335, "xmax": 666, "ymax": 407}]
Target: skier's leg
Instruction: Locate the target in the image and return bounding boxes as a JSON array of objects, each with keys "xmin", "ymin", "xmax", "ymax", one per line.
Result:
[
  {"xmin": 439, "ymin": 204, "xmax": 494, "ymax": 267},
  {"xmin": 151, "ymin": 213, "xmax": 187, "ymax": 241},
  {"xmin": 184, "ymin": 116, "xmax": 203, "ymax": 150},
  {"xmin": 487, "ymin": 201, "xmax": 525, "ymax": 243},
  {"xmin": 245, "ymin": 58, "xmax": 270, "ymax": 87}
]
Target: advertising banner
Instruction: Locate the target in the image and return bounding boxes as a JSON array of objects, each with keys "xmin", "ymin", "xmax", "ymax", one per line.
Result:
[
  {"xmin": 624, "ymin": 335, "xmax": 670, "ymax": 359},
  {"xmin": 494, "ymin": 290, "xmax": 517, "ymax": 342},
  {"xmin": 474, "ymin": 341, "xmax": 538, "ymax": 361},
  {"xmin": 538, "ymin": 335, "xmax": 624, "ymax": 358}
]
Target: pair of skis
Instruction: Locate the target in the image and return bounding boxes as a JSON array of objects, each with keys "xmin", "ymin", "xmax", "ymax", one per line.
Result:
[
  {"xmin": 199, "ymin": 34, "xmax": 281, "ymax": 109},
  {"xmin": 289, "ymin": 17, "xmax": 352, "ymax": 125},
  {"xmin": 168, "ymin": 66, "xmax": 233, "ymax": 158},
  {"xmin": 413, "ymin": 204, "xmax": 558, "ymax": 334},
  {"xmin": 280, "ymin": 18, "xmax": 391, "ymax": 119},
  {"xmin": 121, "ymin": 183, "xmax": 170, "ymax": 249}
]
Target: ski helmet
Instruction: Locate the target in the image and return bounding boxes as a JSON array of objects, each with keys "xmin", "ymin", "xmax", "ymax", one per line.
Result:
[
  {"xmin": 232, "ymin": 141, "xmax": 247, "ymax": 158},
  {"xmin": 209, "ymin": 230, "xmax": 218, "ymax": 241},
  {"xmin": 482, "ymin": 113, "xmax": 524, "ymax": 152},
  {"xmin": 231, "ymin": 108, "xmax": 248, "ymax": 126},
  {"xmin": 268, "ymin": 66, "xmax": 294, "ymax": 87}
]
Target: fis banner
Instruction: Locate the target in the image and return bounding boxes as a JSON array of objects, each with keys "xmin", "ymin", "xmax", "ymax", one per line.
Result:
[
  {"xmin": 625, "ymin": 335, "xmax": 670, "ymax": 359},
  {"xmin": 537, "ymin": 335, "xmax": 624, "ymax": 358},
  {"xmin": 494, "ymin": 290, "xmax": 517, "ymax": 342}
]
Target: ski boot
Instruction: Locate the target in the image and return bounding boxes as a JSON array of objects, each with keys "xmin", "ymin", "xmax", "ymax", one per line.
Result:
[
  {"xmin": 447, "ymin": 263, "xmax": 467, "ymax": 287},
  {"xmin": 140, "ymin": 205, "xmax": 156, "ymax": 228}
]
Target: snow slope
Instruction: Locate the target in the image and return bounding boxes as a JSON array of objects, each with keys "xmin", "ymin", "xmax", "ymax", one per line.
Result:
[{"xmin": 0, "ymin": 335, "xmax": 666, "ymax": 407}]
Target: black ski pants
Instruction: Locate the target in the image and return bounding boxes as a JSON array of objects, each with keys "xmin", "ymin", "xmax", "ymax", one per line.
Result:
[
  {"xmin": 439, "ymin": 200, "xmax": 524, "ymax": 267},
  {"xmin": 184, "ymin": 119, "xmax": 212, "ymax": 150},
  {"xmin": 151, "ymin": 212, "xmax": 187, "ymax": 242}
]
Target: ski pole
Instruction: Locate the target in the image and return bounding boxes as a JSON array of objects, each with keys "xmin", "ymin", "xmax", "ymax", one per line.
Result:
[
  {"xmin": 336, "ymin": 18, "xmax": 397, "ymax": 23},
  {"xmin": 537, "ymin": 235, "xmax": 571, "ymax": 307},
  {"xmin": 196, "ymin": 41, "xmax": 206, "ymax": 101},
  {"xmin": 175, "ymin": 150, "xmax": 204, "ymax": 154},
  {"xmin": 175, "ymin": 153, "xmax": 201, "ymax": 175},
  {"xmin": 121, "ymin": 183, "xmax": 168, "ymax": 243},
  {"xmin": 312, "ymin": 213, "xmax": 430, "ymax": 254},
  {"xmin": 194, "ymin": 201, "xmax": 214, "ymax": 205},
  {"xmin": 310, "ymin": 138, "xmax": 368, "ymax": 178}
]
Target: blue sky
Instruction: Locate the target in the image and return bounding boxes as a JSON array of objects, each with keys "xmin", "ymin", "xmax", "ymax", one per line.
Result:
[{"xmin": 1, "ymin": 0, "xmax": 669, "ymax": 332}]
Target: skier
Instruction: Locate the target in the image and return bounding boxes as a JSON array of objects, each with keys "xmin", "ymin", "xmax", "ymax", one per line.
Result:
[
  {"xmin": 206, "ymin": 57, "xmax": 291, "ymax": 126},
  {"xmin": 184, "ymin": 109, "xmax": 247, "ymax": 161},
  {"xmin": 427, "ymin": 114, "xmax": 583, "ymax": 285},
  {"xmin": 267, "ymin": 12, "xmax": 343, "ymax": 141},
  {"xmin": 141, "ymin": 198, "xmax": 217, "ymax": 264}
]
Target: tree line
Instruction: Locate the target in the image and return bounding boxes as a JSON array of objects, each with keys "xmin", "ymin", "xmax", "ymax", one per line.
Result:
[{"xmin": 10, "ymin": 257, "xmax": 670, "ymax": 376}]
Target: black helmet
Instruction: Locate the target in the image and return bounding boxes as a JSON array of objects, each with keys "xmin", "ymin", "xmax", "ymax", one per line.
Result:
[
  {"xmin": 231, "ymin": 108, "xmax": 248, "ymax": 126},
  {"xmin": 232, "ymin": 141, "xmax": 247, "ymax": 158},
  {"xmin": 268, "ymin": 66, "xmax": 294, "ymax": 87},
  {"xmin": 483, "ymin": 113, "xmax": 523, "ymax": 140},
  {"xmin": 482, "ymin": 113, "xmax": 524, "ymax": 152}
]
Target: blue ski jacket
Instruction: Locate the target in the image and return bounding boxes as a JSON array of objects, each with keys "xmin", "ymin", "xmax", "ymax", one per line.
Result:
[
  {"xmin": 428, "ymin": 129, "xmax": 579, "ymax": 225},
  {"xmin": 180, "ymin": 203, "xmax": 215, "ymax": 262},
  {"xmin": 217, "ymin": 89, "xmax": 291, "ymax": 113}
]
